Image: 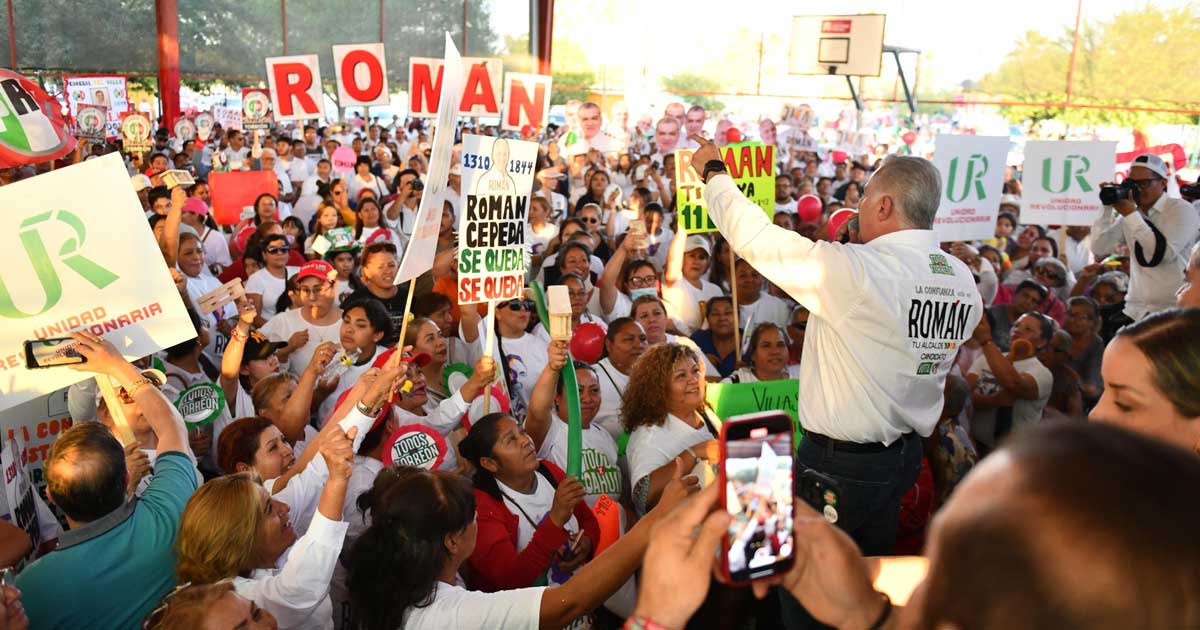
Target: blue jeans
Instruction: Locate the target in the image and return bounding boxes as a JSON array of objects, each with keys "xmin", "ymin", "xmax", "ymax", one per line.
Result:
[{"xmin": 780, "ymin": 431, "xmax": 924, "ymax": 630}]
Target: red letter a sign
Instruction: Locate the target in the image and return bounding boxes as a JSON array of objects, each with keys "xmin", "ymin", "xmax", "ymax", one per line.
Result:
[{"xmin": 265, "ymin": 55, "xmax": 324, "ymax": 121}]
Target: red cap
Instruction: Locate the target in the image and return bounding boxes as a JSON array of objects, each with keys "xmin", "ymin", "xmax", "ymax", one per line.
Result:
[{"xmin": 295, "ymin": 260, "xmax": 337, "ymax": 284}]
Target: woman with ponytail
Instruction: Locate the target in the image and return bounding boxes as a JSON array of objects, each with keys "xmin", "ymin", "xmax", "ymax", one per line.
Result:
[{"xmin": 348, "ymin": 461, "xmax": 696, "ymax": 630}]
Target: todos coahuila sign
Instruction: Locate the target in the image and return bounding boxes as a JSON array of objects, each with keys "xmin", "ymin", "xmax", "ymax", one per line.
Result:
[{"xmin": 0, "ymin": 69, "xmax": 77, "ymax": 167}]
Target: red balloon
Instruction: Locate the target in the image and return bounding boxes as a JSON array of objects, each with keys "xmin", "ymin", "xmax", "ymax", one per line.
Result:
[
  {"xmin": 570, "ymin": 323, "xmax": 607, "ymax": 364},
  {"xmin": 901, "ymin": 131, "xmax": 917, "ymax": 146},
  {"xmin": 827, "ymin": 208, "xmax": 857, "ymax": 241},
  {"xmin": 796, "ymin": 194, "xmax": 823, "ymax": 223},
  {"xmin": 725, "ymin": 127, "xmax": 742, "ymax": 144},
  {"xmin": 831, "ymin": 150, "xmax": 848, "ymax": 164}
]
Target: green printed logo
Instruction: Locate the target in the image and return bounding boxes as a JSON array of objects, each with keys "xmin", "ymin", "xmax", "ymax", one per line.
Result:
[
  {"xmin": 928, "ymin": 253, "xmax": 954, "ymax": 276},
  {"xmin": 917, "ymin": 362, "xmax": 934, "ymax": 375},
  {"xmin": 0, "ymin": 210, "xmax": 119, "ymax": 318},
  {"xmin": 1040, "ymin": 155, "xmax": 1093, "ymax": 193},
  {"xmin": 945, "ymin": 154, "xmax": 989, "ymax": 202}
]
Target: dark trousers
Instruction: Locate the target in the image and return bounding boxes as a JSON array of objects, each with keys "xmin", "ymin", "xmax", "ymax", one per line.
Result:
[{"xmin": 780, "ymin": 431, "xmax": 924, "ymax": 630}]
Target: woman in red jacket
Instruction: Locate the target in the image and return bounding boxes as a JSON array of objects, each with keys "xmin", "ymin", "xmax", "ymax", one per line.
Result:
[{"xmin": 459, "ymin": 413, "xmax": 600, "ymax": 597}]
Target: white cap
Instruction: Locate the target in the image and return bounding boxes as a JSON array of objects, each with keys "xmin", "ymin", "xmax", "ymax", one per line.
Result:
[
  {"xmin": 259, "ymin": 147, "xmax": 277, "ymax": 159},
  {"xmin": 449, "ymin": 163, "xmax": 462, "ymax": 176},
  {"xmin": 130, "ymin": 174, "xmax": 152, "ymax": 192},
  {"xmin": 685, "ymin": 235, "xmax": 711, "ymax": 255},
  {"xmin": 999, "ymin": 194, "xmax": 1021, "ymax": 209},
  {"xmin": 1130, "ymin": 153, "xmax": 1168, "ymax": 179}
]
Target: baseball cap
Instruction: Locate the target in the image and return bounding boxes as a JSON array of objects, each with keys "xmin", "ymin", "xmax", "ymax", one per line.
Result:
[
  {"xmin": 371, "ymin": 347, "xmax": 433, "ymax": 369},
  {"xmin": 295, "ymin": 260, "xmax": 337, "ymax": 284},
  {"xmin": 449, "ymin": 163, "xmax": 462, "ymax": 176},
  {"xmin": 537, "ymin": 167, "xmax": 564, "ymax": 179},
  {"xmin": 999, "ymin": 194, "xmax": 1021, "ymax": 209},
  {"xmin": 130, "ymin": 174, "xmax": 152, "ymax": 192},
  {"xmin": 1130, "ymin": 153, "xmax": 1168, "ymax": 179},
  {"xmin": 685, "ymin": 235, "xmax": 711, "ymax": 255},
  {"xmin": 242, "ymin": 330, "xmax": 286, "ymax": 365},
  {"xmin": 182, "ymin": 197, "xmax": 209, "ymax": 216}
]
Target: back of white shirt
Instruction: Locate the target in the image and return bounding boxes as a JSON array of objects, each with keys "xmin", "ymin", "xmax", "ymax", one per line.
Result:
[{"xmin": 403, "ymin": 582, "xmax": 543, "ymax": 630}]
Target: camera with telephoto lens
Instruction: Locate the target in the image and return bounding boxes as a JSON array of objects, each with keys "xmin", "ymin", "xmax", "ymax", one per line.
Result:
[
  {"xmin": 1181, "ymin": 182, "xmax": 1200, "ymax": 201},
  {"xmin": 410, "ymin": 179, "xmax": 424, "ymax": 192},
  {"xmin": 1099, "ymin": 180, "xmax": 1139, "ymax": 206}
]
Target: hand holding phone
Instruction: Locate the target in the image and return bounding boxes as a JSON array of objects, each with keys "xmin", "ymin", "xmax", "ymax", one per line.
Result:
[
  {"xmin": 718, "ymin": 412, "xmax": 796, "ymax": 584},
  {"xmin": 24, "ymin": 337, "xmax": 87, "ymax": 369}
]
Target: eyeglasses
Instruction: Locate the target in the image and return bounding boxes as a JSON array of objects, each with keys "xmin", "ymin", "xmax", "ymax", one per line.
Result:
[
  {"xmin": 627, "ymin": 275, "xmax": 657, "ymax": 288},
  {"xmin": 503, "ymin": 300, "xmax": 535, "ymax": 312},
  {"xmin": 266, "ymin": 246, "xmax": 290, "ymax": 255},
  {"xmin": 298, "ymin": 284, "xmax": 331, "ymax": 297},
  {"xmin": 568, "ymin": 290, "xmax": 589, "ymax": 298}
]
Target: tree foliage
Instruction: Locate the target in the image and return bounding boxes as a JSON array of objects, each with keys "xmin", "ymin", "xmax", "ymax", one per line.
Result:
[
  {"xmin": 980, "ymin": 4, "xmax": 1200, "ymax": 125},
  {"xmin": 660, "ymin": 72, "xmax": 724, "ymax": 113}
]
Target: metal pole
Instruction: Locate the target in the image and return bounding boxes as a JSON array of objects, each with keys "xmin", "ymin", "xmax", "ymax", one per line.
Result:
[
  {"xmin": 155, "ymin": 0, "xmax": 181, "ymax": 130},
  {"xmin": 379, "ymin": 0, "xmax": 384, "ymax": 42},
  {"xmin": 281, "ymin": 0, "xmax": 288, "ymax": 55},
  {"xmin": 6, "ymin": 0, "xmax": 16, "ymax": 70},
  {"xmin": 893, "ymin": 50, "xmax": 916, "ymax": 116},
  {"xmin": 461, "ymin": 0, "xmax": 468, "ymax": 55},
  {"xmin": 1065, "ymin": 0, "xmax": 1083, "ymax": 104}
]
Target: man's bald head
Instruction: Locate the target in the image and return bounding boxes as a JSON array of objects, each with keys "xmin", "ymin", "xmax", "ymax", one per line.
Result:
[
  {"xmin": 46, "ymin": 422, "xmax": 127, "ymax": 523},
  {"xmin": 917, "ymin": 423, "xmax": 1200, "ymax": 630}
]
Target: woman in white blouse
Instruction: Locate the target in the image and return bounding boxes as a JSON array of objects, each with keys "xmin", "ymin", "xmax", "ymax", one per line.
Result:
[
  {"xmin": 722, "ymin": 323, "xmax": 802, "ymax": 384},
  {"xmin": 622, "ymin": 343, "xmax": 719, "ymax": 515}
]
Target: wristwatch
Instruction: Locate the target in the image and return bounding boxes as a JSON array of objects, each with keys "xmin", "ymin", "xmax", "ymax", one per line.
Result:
[{"xmin": 701, "ymin": 159, "xmax": 727, "ymax": 183}]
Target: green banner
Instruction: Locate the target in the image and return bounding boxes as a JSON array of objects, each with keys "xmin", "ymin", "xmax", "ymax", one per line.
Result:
[
  {"xmin": 675, "ymin": 142, "xmax": 776, "ymax": 234},
  {"xmin": 705, "ymin": 378, "xmax": 801, "ymax": 444}
]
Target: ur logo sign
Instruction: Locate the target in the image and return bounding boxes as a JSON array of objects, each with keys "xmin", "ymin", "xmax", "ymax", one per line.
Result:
[
  {"xmin": 1041, "ymin": 154, "xmax": 1093, "ymax": 193},
  {"xmin": 0, "ymin": 210, "xmax": 119, "ymax": 319},
  {"xmin": 945, "ymin": 154, "xmax": 989, "ymax": 202}
]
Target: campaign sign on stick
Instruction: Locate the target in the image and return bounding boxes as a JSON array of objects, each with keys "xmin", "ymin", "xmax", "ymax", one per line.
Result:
[
  {"xmin": 266, "ymin": 54, "xmax": 324, "ymax": 121},
  {"xmin": 2, "ymin": 439, "xmax": 41, "ymax": 566},
  {"xmin": 333, "ymin": 43, "xmax": 389, "ymax": 107},
  {"xmin": 383, "ymin": 425, "xmax": 448, "ymax": 470},
  {"xmin": 0, "ymin": 154, "xmax": 193, "ymax": 411},
  {"xmin": 120, "ymin": 112, "xmax": 153, "ymax": 154},
  {"xmin": 500, "ymin": 73, "xmax": 552, "ymax": 132},
  {"xmin": 65, "ymin": 75, "xmax": 128, "ymax": 138},
  {"xmin": 1021, "ymin": 141, "xmax": 1117, "ymax": 227},
  {"xmin": 395, "ymin": 33, "xmax": 465, "ymax": 286},
  {"xmin": 456, "ymin": 134, "xmax": 538, "ymax": 304},
  {"xmin": 212, "ymin": 105, "xmax": 242, "ymax": 132},
  {"xmin": 194, "ymin": 112, "xmax": 215, "ymax": 142},
  {"xmin": 675, "ymin": 142, "xmax": 776, "ymax": 234},
  {"xmin": 931, "ymin": 135, "xmax": 1008, "ymax": 242},
  {"xmin": 173, "ymin": 116, "xmax": 196, "ymax": 142},
  {"xmin": 241, "ymin": 88, "xmax": 273, "ymax": 131},
  {"xmin": 408, "ymin": 56, "xmax": 503, "ymax": 118},
  {"xmin": 706, "ymin": 379, "xmax": 802, "ymax": 441},
  {"xmin": 331, "ymin": 146, "xmax": 357, "ymax": 174},
  {"xmin": 75, "ymin": 105, "xmax": 108, "ymax": 142}
]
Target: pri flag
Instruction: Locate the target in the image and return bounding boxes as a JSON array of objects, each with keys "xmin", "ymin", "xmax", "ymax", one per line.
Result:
[
  {"xmin": 1021, "ymin": 141, "xmax": 1117, "ymax": 226},
  {"xmin": 0, "ymin": 69, "xmax": 77, "ymax": 167},
  {"xmin": 456, "ymin": 134, "xmax": 538, "ymax": 304},
  {"xmin": 209, "ymin": 170, "xmax": 279, "ymax": 226},
  {"xmin": 0, "ymin": 154, "xmax": 193, "ymax": 411},
  {"xmin": 931, "ymin": 135, "xmax": 1009, "ymax": 242}
]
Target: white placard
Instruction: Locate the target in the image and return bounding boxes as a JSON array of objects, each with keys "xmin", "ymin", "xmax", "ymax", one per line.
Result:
[
  {"xmin": 931, "ymin": 135, "xmax": 1009, "ymax": 242},
  {"xmin": 395, "ymin": 34, "xmax": 465, "ymax": 285},
  {"xmin": 456, "ymin": 134, "xmax": 539, "ymax": 304},
  {"xmin": 1021, "ymin": 141, "xmax": 1118, "ymax": 226},
  {"xmin": 266, "ymin": 54, "xmax": 325, "ymax": 121},
  {"xmin": 333, "ymin": 43, "xmax": 390, "ymax": 107},
  {"xmin": 0, "ymin": 154, "xmax": 194, "ymax": 411}
]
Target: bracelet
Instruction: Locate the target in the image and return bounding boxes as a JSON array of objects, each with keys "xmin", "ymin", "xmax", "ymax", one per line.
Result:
[
  {"xmin": 125, "ymin": 377, "xmax": 155, "ymax": 398},
  {"xmin": 867, "ymin": 592, "xmax": 893, "ymax": 630},
  {"xmin": 624, "ymin": 616, "xmax": 674, "ymax": 630},
  {"xmin": 357, "ymin": 398, "xmax": 383, "ymax": 417},
  {"xmin": 230, "ymin": 327, "xmax": 249, "ymax": 342}
]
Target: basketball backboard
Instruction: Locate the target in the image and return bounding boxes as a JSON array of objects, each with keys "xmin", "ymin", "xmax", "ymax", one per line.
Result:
[{"xmin": 788, "ymin": 14, "xmax": 887, "ymax": 77}]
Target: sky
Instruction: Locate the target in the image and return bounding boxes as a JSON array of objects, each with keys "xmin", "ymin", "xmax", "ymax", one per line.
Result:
[{"xmin": 488, "ymin": 0, "xmax": 1195, "ymax": 92}]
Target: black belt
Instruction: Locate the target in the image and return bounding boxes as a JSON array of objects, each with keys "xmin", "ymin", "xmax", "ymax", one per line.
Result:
[{"xmin": 804, "ymin": 431, "xmax": 913, "ymax": 454}]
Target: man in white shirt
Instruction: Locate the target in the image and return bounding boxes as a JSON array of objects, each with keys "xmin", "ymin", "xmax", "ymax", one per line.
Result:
[
  {"xmin": 564, "ymin": 102, "xmax": 623, "ymax": 156},
  {"xmin": 695, "ymin": 136, "xmax": 981, "ymax": 626},
  {"xmin": 535, "ymin": 168, "xmax": 569, "ymax": 221},
  {"xmin": 775, "ymin": 175, "xmax": 798, "ymax": 214},
  {"xmin": 1091, "ymin": 153, "xmax": 1199, "ymax": 321}
]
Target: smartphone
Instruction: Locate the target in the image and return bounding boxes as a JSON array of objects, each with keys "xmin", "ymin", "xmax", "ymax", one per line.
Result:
[
  {"xmin": 23, "ymin": 337, "xmax": 87, "ymax": 369},
  {"xmin": 718, "ymin": 412, "xmax": 795, "ymax": 584},
  {"xmin": 798, "ymin": 469, "xmax": 843, "ymax": 524}
]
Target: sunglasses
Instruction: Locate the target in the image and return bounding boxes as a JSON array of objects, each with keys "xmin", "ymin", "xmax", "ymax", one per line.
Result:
[
  {"xmin": 266, "ymin": 246, "xmax": 290, "ymax": 255},
  {"xmin": 503, "ymin": 300, "xmax": 535, "ymax": 312},
  {"xmin": 580, "ymin": 217, "xmax": 601, "ymax": 224}
]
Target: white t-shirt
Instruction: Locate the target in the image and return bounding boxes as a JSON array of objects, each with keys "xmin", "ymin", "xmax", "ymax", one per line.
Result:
[
  {"xmin": 245, "ymin": 266, "xmax": 300, "ymax": 320},
  {"xmin": 496, "ymin": 474, "xmax": 579, "ymax": 555},
  {"xmin": 534, "ymin": 189, "xmax": 568, "ymax": 221},
  {"xmin": 529, "ymin": 224, "xmax": 559, "ymax": 259},
  {"xmin": 592, "ymin": 358, "xmax": 629, "ymax": 442},
  {"xmin": 738, "ymin": 293, "xmax": 791, "ymax": 335},
  {"xmin": 664, "ymin": 277, "xmax": 724, "ymax": 335},
  {"xmin": 260, "ymin": 309, "xmax": 342, "ymax": 377},
  {"xmin": 199, "ymin": 227, "xmax": 233, "ymax": 271},
  {"xmin": 402, "ymin": 581, "xmax": 544, "ymax": 630},
  {"xmin": 317, "ymin": 346, "xmax": 385, "ymax": 424},
  {"xmin": 722, "ymin": 364, "xmax": 802, "ymax": 384},
  {"xmin": 480, "ymin": 321, "xmax": 551, "ymax": 423},
  {"xmin": 626, "ymin": 412, "xmax": 715, "ymax": 495},
  {"xmin": 538, "ymin": 412, "xmax": 621, "ymax": 507},
  {"xmin": 775, "ymin": 198, "xmax": 798, "ymax": 215},
  {"xmin": 967, "ymin": 354, "xmax": 1053, "ymax": 449},
  {"xmin": 183, "ymin": 271, "xmax": 235, "ymax": 359}
]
